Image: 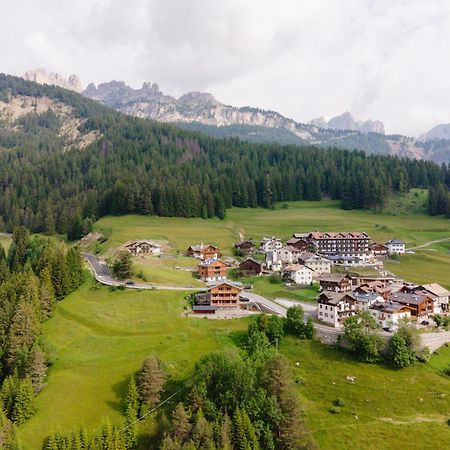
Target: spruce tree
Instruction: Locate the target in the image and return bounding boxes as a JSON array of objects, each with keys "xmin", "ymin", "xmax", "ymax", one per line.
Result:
[{"xmin": 11, "ymin": 378, "xmax": 35, "ymax": 425}]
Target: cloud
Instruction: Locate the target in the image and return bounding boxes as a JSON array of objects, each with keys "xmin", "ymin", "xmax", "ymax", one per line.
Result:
[{"xmin": 1, "ymin": 0, "xmax": 450, "ymax": 135}]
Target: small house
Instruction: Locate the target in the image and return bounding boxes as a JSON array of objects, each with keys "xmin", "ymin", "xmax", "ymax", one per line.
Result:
[
  {"xmin": 318, "ymin": 273, "xmax": 352, "ymax": 292},
  {"xmin": 386, "ymin": 239, "xmax": 406, "ymax": 255},
  {"xmin": 369, "ymin": 243, "xmax": 388, "ymax": 258},
  {"xmin": 239, "ymin": 258, "xmax": 263, "ymax": 276},
  {"xmin": 260, "ymin": 237, "xmax": 282, "ymax": 253},
  {"xmin": 186, "ymin": 243, "xmax": 219, "ymax": 260},
  {"xmin": 369, "ymin": 301, "xmax": 411, "ymax": 329},
  {"xmin": 283, "ymin": 264, "xmax": 313, "ymax": 285},
  {"xmin": 286, "ymin": 237, "xmax": 309, "ymax": 252},
  {"xmin": 234, "ymin": 240, "xmax": 255, "ymax": 254},
  {"xmin": 198, "ymin": 259, "xmax": 228, "ymax": 282},
  {"xmin": 413, "ymin": 283, "xmax": 450, "ymax": 315},
  {"xmin": 278, "ymin": 246, "xmax": 303, "ymax": 264},
  {"xmin": 125, "ymin": 240, "xmax": 161, "ymax": 255},
  {"xmin": 298, "ymin": 252, "xmax": 331, "ymax": 274},
  {"xmin": 317, "ymin": 291, "xmax": 358, "ymax": 327},
  {"xmin": 389, "ymin": 292, "xmax": 434, "ymax": 318}
]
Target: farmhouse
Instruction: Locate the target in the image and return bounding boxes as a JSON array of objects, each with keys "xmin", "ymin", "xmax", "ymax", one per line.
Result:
[
  {"xmin": 317, "ymin": 291, "xmax": 358, "ymax": 327},
  {"xmin": 413, "ymin": 283, "xmax": 450, "ymax": 314},
  {"xmin": 234, "ymin": 239, "xmax": 255, "ymax": 254},
  {"xmin": 197, "ymin": 259, "xmax": 228, "ymax": 282},
  {"xmin": 386, "ymin": 239, "xmax": 406, "ymax": 255},
  {"xmin": 260, "ymin": 236, "xmax": 282, "ymax": 253},
  {"xmin": 192, "ymin": 280, "xmax": 244, "ymax": 313},
  {"xmin": 297, "ymin": 252, "xmax": 331, "ymax": 274},
  {"xmin": 186, "ymin": 243, "xmax": 219, "ymax": 260},
  {"xmin": 124, "ymin": 240, "xmax": 161, "ymax": 255},
  {"xmin": 283, "ymin": 264, "xmax": 313, "ymax": 285},
  {"xmin": 389, "ymin": 292, "xmax": 434, "ymax": 318},
  {"xmin": 265, "ymin": 251, "xmax": 282, "ymax": 272},
  {"xmin": 239, "ymin": 258, "xmax": 263, "ymax": 276},
  {"xmin": 369, "ymin": 301, "xmax": 411, "ymax": 329},
  {"xmin": 318, "ymin": 273, "xmax": 352, "ymax": 292},
  {"xmin": 306, "ymin": 231, "xmax": 370, "ymax": 259}
]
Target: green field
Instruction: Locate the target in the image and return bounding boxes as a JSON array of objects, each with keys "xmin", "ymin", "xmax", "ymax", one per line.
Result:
[
  {"xmin": 18, "ymin": 278, "xmax": 249, "ymax": 449},
  {"xmin": 17, "ymin": 202, "xmax": 450, "ymax": 448},
  {"xmin": 17, "ymin": 277, "xmax": 450, "ymax": 449},
  {"xmin": 283, "ymin": 339, "xmax": 450, "ymax": 450},
  {"xmin": 93, "ymin": 200, "xmax": 450, "ymax": 288}
]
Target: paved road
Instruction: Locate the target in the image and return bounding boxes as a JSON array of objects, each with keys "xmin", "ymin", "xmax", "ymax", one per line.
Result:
[
  {"xmin": 240, "ymin": 292, "xmax": 288, "ymax": 316},
  {"xmin": 84, "ymin": 253, "xmax": 202, "ymax": 291}
]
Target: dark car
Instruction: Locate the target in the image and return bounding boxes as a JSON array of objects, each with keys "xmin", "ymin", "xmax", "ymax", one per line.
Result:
[
  {"xmin": 421, "ymin": 320, "xmax": 429, "ymax": 326},
  {"xmin": 125, "ymin": 281, "xmax": 135, "ymax": 286},
  {"xmin": 383, "ymin": 327, "xmax": 393, "ymax": 332}
]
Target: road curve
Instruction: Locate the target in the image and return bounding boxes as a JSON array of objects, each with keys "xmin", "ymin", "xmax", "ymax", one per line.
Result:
[{"xmin": 84, "ymin": 253, "xmax": 202, "ymax": 291}]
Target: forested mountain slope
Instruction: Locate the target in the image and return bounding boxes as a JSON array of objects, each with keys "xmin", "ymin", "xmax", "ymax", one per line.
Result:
[{"xmin": 0, "ymin": 74, "xmax": 448, "ymax": 238}]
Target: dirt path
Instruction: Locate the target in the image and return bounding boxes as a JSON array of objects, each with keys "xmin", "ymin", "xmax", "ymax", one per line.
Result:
[{"xmin": 408, "ymin": 237, "xmax": 450, "ymax": 251}]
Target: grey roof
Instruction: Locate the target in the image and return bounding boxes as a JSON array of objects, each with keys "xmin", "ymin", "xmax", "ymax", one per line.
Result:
[
  {"xmin": 387, "ymin": 239, "xmax": 405, "ymax": 245},
  {"xmin": 370, "ymin": 301, "xmax": 410, "ymax": 313},
  {"xmin": 318, "ymin": 273, "xmax": 350, "ymax": 283},
  {"xmin": 419, "ymin": 283, "xmax": 450, "ymax": 297},
  {"xmin": 318, "ymin": 291, "xmax": 355, "ymax": 305},
  {"xmin": 389, "ymin": 292, "xmax": 430, "ymax": 305},
  {"xmin": 353, "ymin": 292, "xmax": 380, "ymax": 302}
]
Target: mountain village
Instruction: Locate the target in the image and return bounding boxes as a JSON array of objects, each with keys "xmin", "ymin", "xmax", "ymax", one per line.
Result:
[{"xmin": 90, "ymin": 230, "xmax": 449, "ymax": 334}]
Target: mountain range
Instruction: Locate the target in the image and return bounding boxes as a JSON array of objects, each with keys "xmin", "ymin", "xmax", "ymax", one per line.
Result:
[{"xmin": 21, "ymin": 69, "xmax": 450, "ymax": 163}]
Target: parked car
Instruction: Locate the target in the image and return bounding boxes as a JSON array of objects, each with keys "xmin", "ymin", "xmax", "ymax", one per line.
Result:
[
  {"xmin": 421, "ymin": 320, "xmax": 429, "ymax": 326},
  {"xmin": 383, "ymin": 327, "xmax": 393, "ymax": 333},
  {"xmin": 125, "ymin": 281, "xmax": 135, "ymax": 286}
]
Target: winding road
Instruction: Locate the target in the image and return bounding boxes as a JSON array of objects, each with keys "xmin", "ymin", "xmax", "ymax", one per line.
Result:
[{"xmin": 84, "ymin": 253, "xmax": 201, "ymax": 291}]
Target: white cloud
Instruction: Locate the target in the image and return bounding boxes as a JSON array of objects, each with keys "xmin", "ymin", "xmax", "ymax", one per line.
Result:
[{"xmin": 1, "ymin": 0, "xmax": 450, "ymax": 135}]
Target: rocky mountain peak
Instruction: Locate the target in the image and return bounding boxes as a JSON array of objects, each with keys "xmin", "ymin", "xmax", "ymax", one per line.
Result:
[
  {"xmin": 24, "ymin": 68, "xmax": 83, "ymax": 92},
  {"xmin": 419, "ymin": 123, "xmax": 450, "ymax": 141},
  {"xmin": 309, "ymin": 111, "xmax": 385, "ymax": 134},
  {"xmin": 178, "ymin": 91, "xmax": 218, "ymax": 106}
]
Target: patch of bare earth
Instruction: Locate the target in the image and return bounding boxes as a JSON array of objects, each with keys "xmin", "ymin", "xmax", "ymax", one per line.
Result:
[{"xmin": 0, "ymin": 95, "xmax": 100, "ymax": 150}]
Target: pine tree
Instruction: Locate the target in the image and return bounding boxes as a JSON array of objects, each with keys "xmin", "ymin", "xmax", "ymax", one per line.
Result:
[
  {"xmin": 11, "ymin": 378, "xmax": 35, "ymax": 425},
  {"xmin": 50, "ymin": 248, "xmax": 69, "ymax": 300},
  {"xmin": 241, "ymin": 408, "xmax": 259, "ymax": 450},
  {"xmin": 171, "ymin": 402, "xmax": 191, "ymax": 444},
  {"xmin": 219, "ymin": 413, "xmax": 233, "ymax": 450},
  {"xmin": 233, "ymin": 407, "xmax": 249, "ymax": 450},
  {"xmin": 44, "ymin": 432, "xmax": 60, "ymax": 450},
  {"xmin": 66, "ymin": 247, "xmax": 84, "ymax": 293},
  {"xmin": 26, "ymin": 345, "xmax": 47, "ymax": 393},
  {"xmin": 136, "ymin": 355, "xmax": 166, "ymax": 411},
  {"xmin": 39, "ymin": 266, "xmax": 56, "ymax": 318},
  {"xmin": 192, "ymin": 409, "xmax": 215, "ymax": 450}
]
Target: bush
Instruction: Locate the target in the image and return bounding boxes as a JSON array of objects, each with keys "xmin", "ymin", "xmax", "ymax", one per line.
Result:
[
  {"xmin": 269, "ymin": 273, "xmax": 282, "ymax": 284},
  {"xmin": 334, "ymin": 398, "xmax": 345, "ymax": 407},
  {"xmin": 329, "ymin": 406, "xmax": 341, "ymax": 414}
]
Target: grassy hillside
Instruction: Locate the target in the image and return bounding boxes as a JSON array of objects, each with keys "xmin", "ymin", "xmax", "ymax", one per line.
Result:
[
  {"xmin": 93, "ymin": 200, "xmax": 450, "ymax": 288},
  {"xmin": 17, "ymin": 277, "xmax": 450, "ymax": 449},
  {"xmin": 17, "ymin": 203, "xmax": 450, "ymax": 448},
  {"xmin": 18, "ymin": 279, "xmax": 249, "ymax": 448}
]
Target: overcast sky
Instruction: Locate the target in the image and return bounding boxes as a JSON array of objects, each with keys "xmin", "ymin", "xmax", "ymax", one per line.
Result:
[{"xmin": 1, "ymin": 0, "xmax": 450, "ymax": 136}]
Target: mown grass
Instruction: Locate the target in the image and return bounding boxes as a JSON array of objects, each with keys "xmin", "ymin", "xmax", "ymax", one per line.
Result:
[
  {"xmin": 132, "ymin": 256, "xmax": 203, "ymax": 287},
  {"xmin": 18, "ymin": 279, "xmax": 449, "ymax": 449},
  {"xmin": 385, "ymin": 250, "xmax": 450, "ymax": 289},
  {"xmin": 237, "ymin": 275, "xmax": 319, "ymax": 302},
  {"xmin": 282, "ymin": 338, "xmax": 450, "ymax": 450},
  {"xmin": 94, "ymin": 201, "xmax": 450, "ymax": 256},
  {"xmin": 17, "ymin": 278, "xmax": 249, "ymax": 449}
]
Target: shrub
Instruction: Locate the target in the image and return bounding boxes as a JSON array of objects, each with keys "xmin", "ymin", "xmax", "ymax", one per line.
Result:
[
  {"xmin": 334, "ymin": 398, "xmax": 345, "ymax": 407},
  {"xmin": 329, "ymin": 406, "xmax": 341, "ymax": 414}
]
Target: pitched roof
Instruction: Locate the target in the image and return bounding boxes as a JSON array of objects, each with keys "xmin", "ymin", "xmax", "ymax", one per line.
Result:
[
  {"xmin": 389, "ymin": 292, "xmax": 431, "ymax": 305},
  {"xmin": 370, "ymin": 301, "xmax": 411, "ymax": 313},
  {"xmin": 318, "ymin": 273, "xmax": 350, "ymax": 283},
  {"xmin": 308, "ymin": 231, "xmax": 370, "ymax": 240},
  {"xmin": 189, "ymin": 243, "xmax": 217, "ymax": 251},
  {"xmin": 207, "ymin": 280, "xmax": 243, "ymax": 289},
  {"xmin": 419, "ymin": 283, "xmax": 450, "ymax": 297},
  {"xmin": 199, "ymin": 259, "xmax": 227, "ymax": 267},
  {"xmin": 239, "ymin": 257, "xmax": 262, "ymax": 267},
  {"xmin": 387, "ymin": 239, "xmax": 405, "ymax": 245},
  {"xmin": 318, "ymin": 291, "xmax": 355, "ymax": 305}
]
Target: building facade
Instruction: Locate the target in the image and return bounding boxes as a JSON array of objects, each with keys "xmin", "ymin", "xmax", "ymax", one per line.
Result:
[
  {"xmin": 198, "ymin": 259, "xmax": 228, "ymax": 281},
  {"xmin": 307, "ymin": 231, "xmax": 370, "ymax": 259},
  {"xmin": 317, "ymin": 292, "xmax": 358, "ymax": 327}
]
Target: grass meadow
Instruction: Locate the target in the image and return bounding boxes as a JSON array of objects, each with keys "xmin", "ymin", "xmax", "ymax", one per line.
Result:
[{"xmin": 17, "ymin": 201, "xmax": 450, "ymax": 448}]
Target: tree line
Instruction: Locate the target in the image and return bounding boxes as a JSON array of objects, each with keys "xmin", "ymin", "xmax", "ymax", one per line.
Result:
[
  {"xmin": 0, "ymin": 75, "xmax": 448, "ymax": 241},
  {"xmin": 0, "ymin": 226, "xmax": 84, "ymax": 447}
]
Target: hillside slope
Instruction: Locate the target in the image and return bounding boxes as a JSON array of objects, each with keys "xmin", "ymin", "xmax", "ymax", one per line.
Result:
[{"xmin": 0, "ymin": 73, "xmax": 447, "ymax": 238}]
